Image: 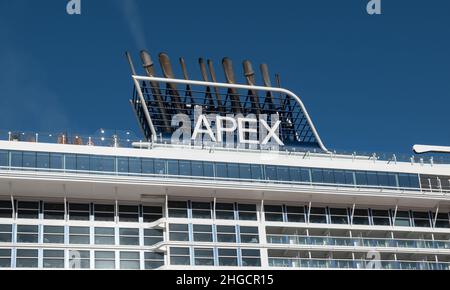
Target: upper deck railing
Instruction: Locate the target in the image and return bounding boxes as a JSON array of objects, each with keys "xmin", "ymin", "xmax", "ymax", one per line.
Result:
[{"xmin": 0, "ymin": 129, "xmax": 449, "ymax": 167}]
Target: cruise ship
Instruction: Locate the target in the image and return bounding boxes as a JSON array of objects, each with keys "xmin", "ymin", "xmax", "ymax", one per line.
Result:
[{"xmin": 0, "ymin": 50, "xmax": 449, "ymax": 270}]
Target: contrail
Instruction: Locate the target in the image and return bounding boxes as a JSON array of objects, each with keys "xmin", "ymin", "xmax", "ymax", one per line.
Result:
[{"xmin": 116, "ymin": 0, "xmax": 147, "ymax": 49}]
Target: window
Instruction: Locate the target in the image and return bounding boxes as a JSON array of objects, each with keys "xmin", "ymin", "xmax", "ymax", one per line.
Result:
[
  {"xmin": 120, "ymin": 252, "xmax": 140, "ymax": 270},
  {"xmin": 36, "ymin": 153, "xmax": 49, "ymax": 169},
  {"xmin": 170, "ymin": 247, "xmax": 190, "ymax": 266},
  {"xmin": 352, "ymin": 209, "xmax": 370, "ymax": 225},
  {"xmin": 240, "ymin": 227, "xmax": 259, "ymax": 244},
  {"xmin": 355, "ymin": 172, "xmax": 368, "ymax": 186},
  {"xmin": 218, "ymin": 249, "xmax": 238, "ymax": 267},
  {"xmin": 68, "ymin": 250, "xmax": 90, "ymax": 269},
  {"xmin": 75, "ymin": 155, "xmax": 89, "ymax": 171},
  {"xmin": 144, "ymin": 229, "xmax": 164, "ymax": 246},
  {"xmin": 239, "ymin": 164, "xmax": 251, "ymax": 180},
  {"xmin": 142, "ymin": 159, "xmax": 154, "ymax": 174},
  {"xmin": 0, "ymin": 150, "xmax": 8, "ymax": 167},
  {"xmin": 395, "ymin": 211, "xmax": 411, "ymax": 227},
  {"xmin": 154, "ymin": 160, "xmax": 166, "ymax": 175},
  {"xmin": 238, "ymin": 204, "xmax": 257, "ymax": 221},
  {"xmin": 17, "ymin": 225, "xmax": 39, "ymax": 243},
  {"xmin": 169, "ymin": 224, "xmax": 190, "ymax": 242},
  {"xmin": 50, "ymin": 153, "xmax": 63, "ymax": 170},
  {"xmin": 0, "ymin": 225, "xmax": 12, "ymax": 243},
  {"xmin": 216, "ymin": 226, "xmax": 236, "ymax": 243},
  {"xmin": 95, "ymin": 227, "xmax": 115, "ymax": 245},
  {"xmin": 322, "ymin": 169, "xmax": 335, "ymax": 184},
  {"xmin": 366, "ymin": 171, "xmax": 378, "ymax": 186},
  {"xmin": 118, "ymin": 157, "xmax": 129, "ymax": 173},
  {"xmin": 90, "ymin": 156, "xmax": 115, "ymax": 173},
  {"xmin": 241, "ymin": 249, "xmax": 261, "ymax": 267},
  {"xmin": 265, "ymin": 166, "xmax": 277, "ymax": 181},
  {"xmin": 43, "ymin": 202, "xmax": 64, "ymax": 220},
  {"xmin": 118, "ymin": 205, "xmax": 139, "ymax": 223},
  {"xmin": 311, "ymin": 169, "xmax": 323, "ymax": 183},
  {"xmin": 16, "ymin": 249, "xmax": 38, "ymax": 268},
  {"xmin": 309, "ymin": 207, "xmax": 327, "ymax": 224},
  {"xmin": 0, "ymin": 200, "xmax": 12, "ymax": 218},
  {"xmin": 191, "ymin": 161, "xmax": 204, "ymax": 177},
  {"xmin": 194, "ymin": 248, "xmax": 214, "ymax": 266},
  {"xmin": 434, "ymin": 213, "xmax": 450, "ymax": 228},
  {"xmin": 17, "ymin": 201, "xmax": 39, "ymax": 219},
  {"xmin": 11, "ymin": 151, "xmax": 23, "ymax": 168},
  {"xmin": 144, "ymin": 252, "xmax": 165, "ymax": 269},
  {"xmin": 192, "ymin": 202, "xmax": 212, "ymax": 219},
  {"xmin": 179, "ymin": 160, "xmax": 191, "ymax": 177},
  {"xmin": 68, "ymin": 203, "xmax": 90, "ymax": 221},
  {"xmin": 193, "ymin": 225, "xmax": 213, "ymax": 242},
  {"xmin": 372, "ymin": 209, "xmax": 391, "ymax": 226},
  {"xmin": 69, "ymin": 227, "xmax": 90, "ymax": 245},
  {"xmin": 251, "ymin": 164, "xmax": 263, "ymax": 180},
  {"xmin": 168, "ymin": 201, "xmax": 188, "ymax": 218},
  {"xmin": 128, "ymin": 158, "xmax": 142, "ymax": 174},
  {"xmin": 0, "ymin": 249, "xmax": 11, "ymax": 268},
  {"xmin": 329, "ymin": 208, "xmax": 349, "ymax": 225},
  {"xmin": 413, "ymin": 212, "xmax": 431, "ymax": 228},
  {"xmin": 22, "ymin": 152, "xmax": 36, "ymax": 168},
  {"xmin": 94, "ymin": 204, "xmax": 115, "ymax": 222},
  {"xmin": 43, "ymin": 226, "xmax": 64, "ymax": 244},
  {"xmin": 119, "ymin": 228, "xmax": 140, "ymax": 246},
  {"xmin": 215, "ymin": 203, "xmax": 235, "ymax": 220},
  {"xmin": 286, "ymin": 206, "xmax": 306, "ymax": 223},
  {"xmin": 43, "ymin": 250, "xmax": 65, "ymax": 269},
  {"xmin": 143, "ymin": 206, "xmax": 163, "ymax": 222},
  {"xmin": 168, "ymin": 160, "xmax": 179, "ymax": 176},
  {"xmin": 95, "ymin": 251, "xmax": 115, "ymax": 269},
  {"xmin": 265, "ymin": 205, "xmax": 284, "ymax": 222}
]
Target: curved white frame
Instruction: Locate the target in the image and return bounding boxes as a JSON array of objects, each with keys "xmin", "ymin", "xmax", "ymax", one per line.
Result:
[{"xmin": 132, "ymin": 75, "xmax": 329, "ymax": 153}]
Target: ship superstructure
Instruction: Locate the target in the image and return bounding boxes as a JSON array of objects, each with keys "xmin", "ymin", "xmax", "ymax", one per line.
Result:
[{"xmin": 0, "ymin": 51, "xmax": 449, "ymax": 270}]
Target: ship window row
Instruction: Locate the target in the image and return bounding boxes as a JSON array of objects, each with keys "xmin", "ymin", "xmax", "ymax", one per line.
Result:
[
  {"xmin": 168, "ymin": 201, "xmax": 258, "ymax": 221},
  {"xmin": 170, "ymin": 247, "xmax": 261, "ymax": 267},
  {"xmin": 169, "ymin": 224, "xmax": 259, "ymax": 244},
  {"xmin": 264, "ymin": 205, "xmax": 450, "ymax": 228},
  {"xmin": 0, "ymin": 150, "xmax": 425, "ymax": 190},
  {"xmin": 0, "ymin": 224, "xmax": 164, "ymax": 246},
  {"xmin": 0, "ymin": 248, "xmax": 164, "ymax": 269},
  {"xmin": 0, "ymin": 200, "xmax": 163, "ymax": 223}
]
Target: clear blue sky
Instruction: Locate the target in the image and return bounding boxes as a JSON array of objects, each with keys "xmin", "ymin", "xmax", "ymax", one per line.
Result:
[{"xmin": 0, "ymin": 0, "xmax": 449, "ymax": 154}]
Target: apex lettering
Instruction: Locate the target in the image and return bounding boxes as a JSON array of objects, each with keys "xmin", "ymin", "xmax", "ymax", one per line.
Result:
[{"xmin": 171, "ymin": 108, "xmax": 284, "ymax": 149}]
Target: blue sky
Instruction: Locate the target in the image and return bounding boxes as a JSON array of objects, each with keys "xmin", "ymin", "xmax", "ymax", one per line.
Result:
[{"xmin": 0, "ymin": 0, "xmax": 449, "ymax": 154}]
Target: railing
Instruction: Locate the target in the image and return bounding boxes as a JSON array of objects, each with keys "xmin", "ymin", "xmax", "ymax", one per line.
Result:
[
  {"xmin": 1, "ymin": 164, "xmax": 445, "ymax": 197},
  {"xmin": 1, "ymin": 129, "xmax": 449, "ymax": 166},
  {"xmin": 266, "ymin": 235, "xmax": 450, "ymax": 250},
  {"xmin": 268, "ymin": 257, "xmax": 450, "ymax": 270}
]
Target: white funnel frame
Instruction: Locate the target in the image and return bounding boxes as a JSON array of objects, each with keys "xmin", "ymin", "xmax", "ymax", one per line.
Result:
[{"xmin": 132, "ymin": 75, "xmax": 329, "ymax": 153}]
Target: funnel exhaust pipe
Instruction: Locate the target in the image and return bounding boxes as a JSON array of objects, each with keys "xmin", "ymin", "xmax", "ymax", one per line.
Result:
[
  {"xmin": 207, "ymin": 59, "xmax": 224, "ymax": 113},
  {"xmin": 260, "ymin": 63, "xmax": 276, "ymax": 111},
  {"xmin": 243, "ymin": 60, "xmax": 261, "ymax": 115},
  {"xmin": 222, "ymin": 58, "xmax": 242, "ymax": 114},
  {"xmin": 159, "ymin": 52, "xmax": 185, "ymax": 114},
  {"xmin": 139, "ymin": 50, "xmax": 171, "ymax": 133}
]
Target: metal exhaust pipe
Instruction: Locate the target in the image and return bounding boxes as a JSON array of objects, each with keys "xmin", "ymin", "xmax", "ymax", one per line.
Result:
[
  {"xmin": 179, "ymin": 57, "xmax": 190, "ymax": 80},
  {"xmin": 222, "ymin": 58, "xmax": 242, "ymax": 114},
  {"xmin": 199, "ymin": 58, "xmax": 215, "ymax": 109},
  {"xmin": 260, "ymin": 63, "xmax": 276, "ymax": 111},
  {"xmin": 140, "ymin": 50, "xmax": 171, "ymax": 133},
  {"xmin": 243, "ymin": 60, "xmax": 261, "ymax": 115},
  {"xmin": 207, "ymin": 59, "xmax": 224, "ymax": 113},
  {"xmin": 159, "ymin": 52, "xmax": 185, "ymax": 114}
]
